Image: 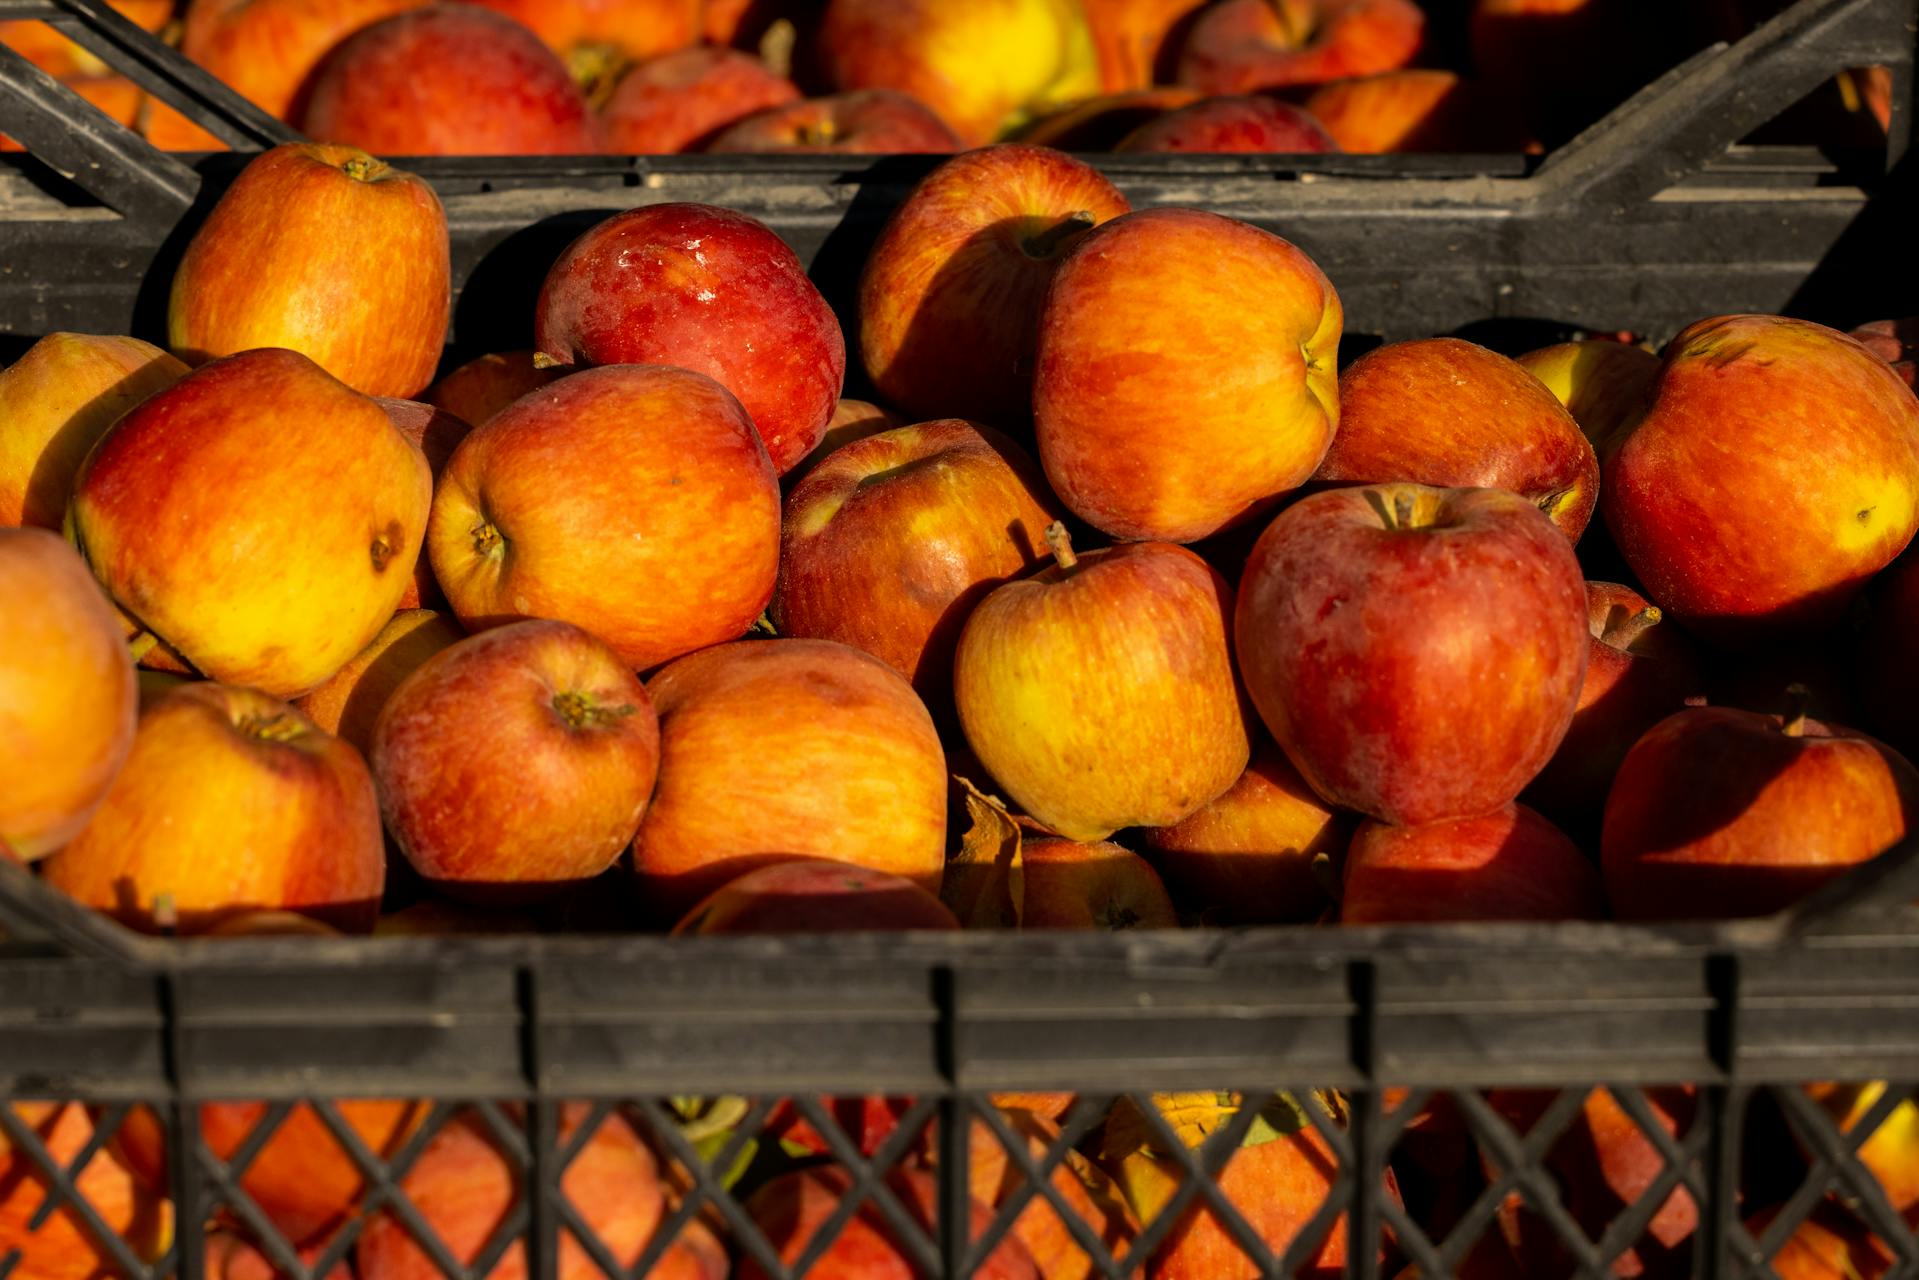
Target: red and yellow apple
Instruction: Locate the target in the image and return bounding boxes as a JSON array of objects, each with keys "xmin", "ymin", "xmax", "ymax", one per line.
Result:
[
  {"xmin": 703, "ymin": 89, "xmax": 963, "ymax": 153},
  {"xmin": 600, "ymin": 45, "xmax": 798, "ymax": 152},
  {"xmin": 205, "ymin": 1231, "xmax": 350, "ymax": 1280},
  {"xmin": 425, "ymin": 351, "xmax": 560, "ymax": 427},
  {"xmin": 1, "ymin": 1104, "xmax": 169, "ymax": 1280},
  {"xmin": 1177, "ymin": 0, "xmax": 1425, "ymax": 95},
  {"xmin": 1749, "ymin": 1202, "xmax": 1895, "ymax": 1280},
  {"xmin": 1083, "ymin": 0, "xmax": 1212, "ymax": 91},
  {"xmin": 180, "ymin": 0, "xmax": 427, "ymax": 121},
  {"xmin": 1516, "ymin": 338, "xmax": 1661, "ymax": 449},
  {"xmin": 1341, "ymin": 802, "xmax": 1605, "ymax": 924},
  {"xmin": 1020, "ymin": 838, "xmax": 1180, "ymax": 930},
  {"xmin": 786, "ymin": 397, "xmax": 905, "ymax": 484},
  {"xmin": 672, "ymin": 859, "xmax": 960, "ymax": 933},
  {"xmin": 293, "ymin": 608, "xmax": 466, "ymax": 756},
  {"xmin": 1117, "ymin": 94, "xmax": 1339, "ymax": 151},
  {"xmin": 460, "ymin": 0, "xmax": 699, "ymax": 95},
  {"xmin": 376, "ymin": 396, "xmax": 472, "ymax": 608},
  {"xmin": 1304, "ymin": 70, "xmax": 1520, "ymax": 152}
]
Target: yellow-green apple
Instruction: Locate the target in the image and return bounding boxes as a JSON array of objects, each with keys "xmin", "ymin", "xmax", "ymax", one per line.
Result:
[
  {"xmin": 1020, "ymin": 838, "xmax": 1179, "ymax": 930},
  {"xmin": 376, "ymin": 396, "xmax": 472, "ymax": 608},
  {"xmin": 0, "ymin": 1103, "xmax": 169, "ymax": 1280},
  {"xmin": 425, "ymin": 351, "xmax": 560, "ymax": 426},
  {"xmin": 859, "ymin": 145, "xmax": 1129, "ymax": 426},
  {"xmin": 702, "ymin": 89, "xmax": 963, "ymax": 152},
  {"xmin": 815, "ymin": 0, "xmax": 1099, "ymax": 146},
  {"xmin": 1013, "ymin": 86, "xmax": 1202, "ymax": 149},
  {"xmin": 1603, "ymin": 315, "xmax": 1919, "ymax": 645},
  {"xmin": 785, "ymin": 397, "xmax": 904, "ymax": 484},
  {"xmin": 206, "ymin": 1231, "xmax": 350, "ymax": 1280},
  {"xmin": 180, "ymin": 0, "xmax": 428, "ymax": 121},
  {"xmin": 429, "ymin": 364, "xmax": 779, "ymax": 669},
  {"xmin": 0, "ymin": 334, "xmax": 185, "ymax": 530},
  {"xmin": 1035, "ymin": 208, "xmax": 1341, "ymax": 542},
  {"xmin": 1748, "ymin": 1203, "xmax": 1895, "ymax": 1280},
  {"xmin": 1083, "ymin": 0, "xmax": 1212, "ymax": 90},
  {"xmin": 1859, "ymin": 553, "xmax": 1919, "ymax": 758},
  {"xmin": 741, "ymin": 1166, "xmax": 1039, "ymax": 1280},
  {"xmin": 300, "ymin": 8, "xmax": 602, "ymax": 155},
  {"xmin": 672, "ymin": 859, "xmax": 960, "ymax": 933},
  {"xmin": 294, "ymin": 608, "xmax": 466, "ymax": 756},
  {"xmin": 169, "ymin": 143, "xmax": 449, "ymax": 399},
  {"xmin": 1304, "ymin": 70, "xmax": 1521, "ymax": 152},
  {"xmin": 42, "ymin": 683, "xmax": 385, "ymax": 933},
  {"xmin": 372, "ymin": 619, "xmax": 660, "ymax": 902},
  {"xmin": 1177, "ymin": 0, "xmax": 1425, "ymax": 94},
  {"xmin": 1315, "ymin": 337, "xmax": 1600, "ymax": 541},
  {"xmin": 600, "ymin": 46, "xmax": 798, "ymax": 152},
  {"xmin": 1803, "ymin": 1081, "xmax": 1919, "ymax": 1221},
  {"xmin": 1601, "ymin": 703, "xmax": 1919, "ymax": 920},
  {"xmin": 1137, "ymin": 739, "xmax": 1349, "ymax": 925},
  {"xmin": 1341, "ymin": 802, "xmax": 1604, "ymax": 924},
  {"xmin": 954, "ymin": 526, "xmax": 1250, "ymax": 841},
  {"xmin": 1522, "ymin": 582, "xmax": 1703, "ymax": 825},
  {"xmin": 1853, "ymin": 318, "xmax": 1918, "ymax": 389},
  {"xmin": 1237, "ymin": 483, "xmax": 1588, "ymax": 825},
  {"xmin": 459, "ymin": 0, "xmax": 699, "ymax": 98},
  {"xmin": 532, "ymin": 203, "xmax": 844, "ymax": 474},
  {"xmin": 0, "ymin": 529, "xmax": 136, "ymax": 861},
  {"xmin": 69, "ymin": 348, "xmax": 432, "ymax": 698},
  {"xmin": 632, "ymin": 638, "xmax": 946, "ymax": 920},
  {"xmin": 1516, "ymin": 338, "xmax": 1660, "ymax": 450},
  {"xmin": 1117, "ymin": 94, "xmax": 1339, "ymax": 151},
  {"xmin": 773, "ymin": 419, "xmax": 1064, "ymax": 706}
]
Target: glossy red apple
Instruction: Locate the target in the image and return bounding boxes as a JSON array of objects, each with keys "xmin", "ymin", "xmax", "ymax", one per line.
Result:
[
  {"xmin": 1116, "ymin": 94, "xmax": 1338, "ymax": 151},
  {"xmin": 704, "ymin": 89, "xmax": 963, "ymax": 153},
  {"xmin": 601, "ymin": 45, "xmax": 798, "ymax": 152},
  {"xmin": 1342, "ymin": 802, "xmax": 1604, "ymax": 924}
]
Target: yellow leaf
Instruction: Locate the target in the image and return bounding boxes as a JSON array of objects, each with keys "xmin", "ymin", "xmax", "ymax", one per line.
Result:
[{"xmin": 943, "ymin": 777, "xmax": 1024, "ymax": 929}]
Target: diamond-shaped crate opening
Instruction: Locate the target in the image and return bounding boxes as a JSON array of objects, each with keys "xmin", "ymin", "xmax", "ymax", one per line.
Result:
[{"xmin": 0, "ymin": 1100, "xmax": 171, "ymax": 1280}]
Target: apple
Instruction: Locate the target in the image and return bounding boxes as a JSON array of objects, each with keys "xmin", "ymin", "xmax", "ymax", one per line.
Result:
[
  {"xmin": 814, "ymin": 0, "xmax": 1099, "ymax": 147},
  {"xmin": 1, "ymin": 0, "xmax": 170, "ymax": 77},
  {"xmin": 1603, "ymin": 315, "xmax": 1919, "ymax": 645},
  {"xmin": 703, "ymin": 89, "xmax": 963, "ymax": 153},
  {"xmin": 1601, "ymin": 702, "xmax": 1919, "ymax": 920},
  {"xmin": 293, "ymin": 608, "xmax": 465, "ymax": 756},
  {"xmin": 601, "ymin": 46, "xmax": 799, "ymax": 153},
  {"xmin": 300, "ymin": 7, "xmax": 602, "ymax": 155},
  {"xmin": 0, "ymin": 1104, "xmax": 169, "ymax": 1280},
  {"xmin": 458, "ymin": 0, "xmax": 700, "ymax": 98},
  {"xmin": 70, "ymin": 348, "xmax": 432, "ymax": 699},
  {"xmin": 42, "ymin": 683, "xmax": 385, "ymax": 933},
  {"xmin": 376, "ymin": 397, "xmax": 472, "ymax": 608},
  {"xmin": 1748, "ymin": 1203, "xmax": 1896, "ymax": 1280},
  {"xmin": 428, "ymin": 365, "xmax": 778, "ymax": 670},
  {"xmin": 1236, "ymin": 483, "xmax": 1589, "ymax": 825},
  {"xmin": 533, "ymin": 202, "xmax": 844, "ymax": 475},
  {"xmin": 1521, "ymin": 582, "xmax": 1704, "ymax": 826},
  {"xmin": 773, "ymin": 419, "xmax": 1064, "ymax": 706},
  {"xmin": 1341, "ymin": 802, "xmax": 1604, "ymax": 924},
  {"xmin": 141, "ymin": 92, "xmax": 232, "ymax": 151},
  {"xmin": 1013, "ymin": 86, "xmax": 1202, "ymax": 149},
  {"xmin": 672, "ymin": 858, "xmax": 960, "ymax": 933},
  {"xmin": 1137, "ymin": 739, "xmax": 1350, "ymax": 925},
  {"xmin": 1803, "ymin": 1081, "xmax": 1919, "ymax": 1221},
  {"xmin": 169, "ymin": 143, "xmax": 449, "ymax": 399},
  {"xmin": 1515, "ymin": 338, "xmax": 1661, "ymax": 450},
  {"xmin": 1177, "ymin": 0, "xmax": 1425, "ymax": 95},
  {"xmin": 940, "ymin": 1108, "xmax": 1137, "ymax": 1280},
  {"xmin": 1117, "ymin": 94, "xmax": 1339, "ymax": 151},
  {"xmin": 1083, "ymin": 0, "xmax": 1213, "ymax": 91},
  {"xmin": 1859, "ymin": 552, "xmax": 1919, "ymax": 759},
  {"xmin": 955, "ymin": 526, "xmax": 1251, "ymax": 842},
  {"xmin": 180, "ymin": 0, "xmax": 427, "ymax": 121},
  {"xmin": 859, "ymin": 145, "xmax": 1129, "ymax": 426},
  {"xmin": 0, "ymin": 529, "xmax": 137, "ymax": 862},
  {"xmin": 785, "ymin": 397, "xmax": 905, "ymax": 484},
  {"xmin": 632, "ymin": 638, "xmax": 946, "ymax": 920},
  {"xmin": 425, "ymin": 351, "xmax": 561, "ymax": 426},
  {"xmin": 206, "ymin": 1232, "xmax": 351, "ymax": 1280},
  {"xmin": 1035, "ymin": 207, "xmax": 1341, "ymax": 542},
  {"xmin": 1020, "ymin": 838, "xmax": 1179, "ymax": 930},
  {"xmin": 1303, "ymin": 70, "xmax": 1519, "ymax": 153},
  {"xmin": 1315, "ymin": 337, "xmax": 1600, "ymax": 541},
  {"xmin": 1853, "ymin": 318, "xmax": 1918, "ymax": 388}
]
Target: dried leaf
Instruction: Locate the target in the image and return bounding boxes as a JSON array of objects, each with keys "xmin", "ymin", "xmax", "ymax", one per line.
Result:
[
  {"xmin": 1101, "ymin": 1091, "xmax": 1320, "ymax": 1164},
  {"xmin": 943, "ymin": 777, "xmax": 1024, "ymax": 929}
]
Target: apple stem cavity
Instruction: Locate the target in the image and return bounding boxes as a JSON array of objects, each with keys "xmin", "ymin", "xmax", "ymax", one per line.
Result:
[
  {"xmin": 1044, "ymin": 521, "xmax": 1079, "ymax": 571},
  {"xmin": 552, "ymin": 690, "xmax": 636, "ymax": 731},
  {"xmin": 1781, "ymin": 683, "xmax": 1812, "ymax": 738},
  {"xmin": 340, "ymin": 154, "xmax": 386, "ymax": 183},
  {"xmin": 238, "ymin": 712, "xmax": 306, "ymax": 744},
  {"xmin": 471, "ymin": 520, "xmax": 505, "ymax": 560},
  {"xmin": 1023, "ymin": 211, "xmax": 1096, "ymax": 260},
  {"xmin": 1392, "ymin": 491, "xmax": 1415, "ymax": 531}
]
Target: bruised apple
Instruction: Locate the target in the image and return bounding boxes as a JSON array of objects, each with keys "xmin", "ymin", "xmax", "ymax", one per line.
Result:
[
  {"xmin": 1341, "ymin": 803, "xmax": 1605, "ymax": 924},
  {"xmin": 1020, "ymin": 838, "xmax": 1180, "ymax": 930},
  {"xmin": 294, "ymin": 608, "xmax": 466, "ymax": 756},
  {"xmin": 672, "ymin": 859, "xmax": 960, "ymax": 934}
]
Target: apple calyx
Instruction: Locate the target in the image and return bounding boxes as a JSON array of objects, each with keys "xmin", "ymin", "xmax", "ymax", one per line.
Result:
[
  {"xmin": 339, "ymin": 153, "xmax": 388, "ymax": 184},
  {"xmin": 1369, "ymin": 488, "xmax": 1421, "ymax": 532},
  {"xmin": 1601, "ymin": 604, "xmax": 1663, "ymax": 651},
  {"xmin": 1781, "ymin": 683, "xmax": 1812, "ymax": 738},
  {"xmin": 470, "ymin": 520, "xmax": 505, "ymax": 560},
  {"xmin": 370, "ymin": 521, "xmax": 403, "ymax": 574},
  {"xmin": 1043, "ymin": 520, "xmax": 1079, "ymax": 571},
  {"xmin": 795, "ymin": 118, "xmax": 839, "ymax": 147},
  {"xmin": 237, "ymin": 711, "xmax": 307, "ymax": 744},
  {"xmin": 566, "ymin": 41, "xmax": 630, "ymax": 110},
  {"xmin": 551, "ymin": 690, "xmax": 637, "ymax": 731},
  {"xmin": 1022, "ymin": 211, "xmax": 1096, "ymax": 260}
]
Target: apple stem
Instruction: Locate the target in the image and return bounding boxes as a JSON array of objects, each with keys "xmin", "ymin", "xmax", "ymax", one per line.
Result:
[
  {"xmin": 1781, "ymin": 683, "xmax": 1812, "ymax": 737},
  {"xmin": 1043, "ymin": 521, "xmax": 1078, "ymax": 570},
  {"xmin": 127, "ymin": 631, "xmax": 159, "ymax": 663},
  {"xmin": 1607, "ymin": 606, "xmax": 1663, "ymax": 649},
  {"xmin": 1025, "ymin": 210, "xmax": 1096, "ymax": 259},
  {"xmin": 1392, "ymin": 491, "xmax": 1415, "ymax": 531},
  {"xmin": 530, "ymin": 351, "xmax": 565, "ymax": 371}
]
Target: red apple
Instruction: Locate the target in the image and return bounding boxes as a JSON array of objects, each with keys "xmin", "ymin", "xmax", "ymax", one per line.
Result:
[
  {"xmin": 1083, "ymin": 0, "xmax": 1213, "ymax": 91},
  {"xmin": 301, "ymin": 7, "xmax": 601, "ymax": 155},
  {"xmin": 293, "ymin": 608, "xmax": 466, "ymax": 756},
  {"xmin": 180, "ymin": 0, "xmax": 428, "ymax": 121},
  {"xmin": 1117, "ymin": 94, "xmax": 1338, "ymax": 151},
  {"xmin": 533, "ymin": 202, "xmax": 844, "ymax": 474},
  {"xmin": 1315, "ymin": 337, "xmax": 1600, "ymax": 541},
  {"xmin": 425, "ymin": 351, "xmax": 561, "ymax": 426},
  {"xmin": 859, "ymin": 144, "xmax": 1130, "ymax": 425},
  {"xmin": 1341, "ymin": 802, "xmax": 1604, "ymax": 924},
  {"xmin": 169, "ymin": 143, "xmax": 449, "ymax": 399},
  {"xmin": 0, "ymin": 1104, "xmax": 169, "ymax": 1280},
  {"xmin": 376, "ymin": 396, "xmax": 473, "ymax": 609},
  {"xmin": 205, "ymin": 1231, "xmax": 351, "ymax": 1280},
  {"xmin": 1035, "ymin": 207, "xmax": 1341, "ymax": 542},
  {"xmin": 955, "ymin": 527, "xmax": 1251, "ymax": 842},
  {"xmin": 1602, "ymin": 315, "xmax": 1919, "ymax": 645},
  {"xmin": 1859, "ymin": 552, "xmax": 1919, "ymax": 759},
  {"xmin": 428, "ymin": 364, "xmax": 780, "ymax": 671},
  {"xmin": 703, "ymin": 89, "xmax": 963, "ymax": 153},
  {"xmin": 459, "ymin": 0, "xmax": 699, "ymax": 94},
  {"xmin": 373, "ymin": 619, "xmax": 660, "ymax": 901},
  {"xmin": 774, "ymin": 419, "xmax": 1064, "ymax": 705},
  {"xmin": 601, "ymin": 46, "xmax": 799, "ymax": 153},
  {"xmin": 1522, "ymin": 582, "xmax": 1704, "ymax": 825},
  {"xmin": 785, "ymin": 397, "xmax": 905, "ymax": 484},
  {"xmin": 1304, "ymin": 70, "xmax": 1522, "ymax": 152},
  {"xmin": 1013, "ymin": 86, "xmax": 1202, "ymax": 149},
  {"xmin": 1601, "ymin": 703, "xmax": 1919, "ymax": 920},
  {"xmin": 1020, "ymin": 838, "xmax": 1179, "ymax": 930},
  {"xmin": 1177, "ymin": 0, "xmax": 1425, "ymax": 95},
  {"xmin": 1236, "ymin": 483, "xmax": 1589, "ymax": 825},
  {"xmin": 1852, "ymin": 318, "xmax": 1918, "ymax": 388},
  {"xmin": 672, "ymin": 858, "xmax": 960, "ymax": 933}
]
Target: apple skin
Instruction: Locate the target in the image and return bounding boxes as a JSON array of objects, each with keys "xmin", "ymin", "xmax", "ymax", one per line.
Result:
[
  {"xmin": 1858, "ymin": 553, "xmax": 1919, "ymax": 759},
  {"xmin": 1020, "ymin": 838, "xmax": 1180, "ymax": 930},
  {"xmin": 703, "ymin": 89, "xmax": 964, "ymax": 153},
  {"xmin": 859, "ymin": 145, "xmax": 1130, "ymax": 426},
  {"xmin": 1802, "ymin": 1081, "xmax": 1919, "ymax": 1222},
  {"xmin": 632, "ymin": 638, "xmax": 947, "ymax": 921},
  {"xmin": 180, "ymin": 0, "xmax": 427, "ymax": 121},
  {"xmin": 1013, "ymin": 86, "xmax": 1202, "ymax": 149},
  {"xmin": 294, "ymin": 608, "xmax": 466, "ymax": 756},
  {"xmin": 815, "ymin": 0, "xmax": 1099, "ymax": 147},
  {"xmin": 1236, "ymin": 483, "xmax": 1589, "ymax": 826},
  {"xmin": 1083, "ymin": 0, "xmax": 1212, "ymax": 91},
  {"xmin": 428, "ymin": 364, "xmax": 780, "ymax": 671},
  {"xmin": 1853, "ymin": 317, "xmax": 1918, "ymax": 388},
  {"xmin": 940, "ymin": 1108, "xmax": 1137, "ymax": 1280},
  {"xmin": 1601, "ymin": 705, "xmax": 1919, "ymax": 920},
  {"xmin": 1341, "ymin": 802, "xmax": 1605, "ymax": 924},
  {"xmin": 774, "ymin": 419, "xmax": 1063, "ymax": 706},
  {"xmin": 955, "ymin": 535, "xmax": 1251, "ymax": 843},
  {"xmin": 460, "ymin": 0, "xmax": 700, "ymax": 86},
  {"xmin": 1516, "ymin": 339, "xmax": 1661, "ymax": 450},
  {"xmin": 206, "ymin": 1232, "xmax": 350, "ymax": 1280},
  {"xmin": 1748, "ymin": 1203, "xmax": 1896, "ymax": 1280},
  {"xmin": 376, "ymin": 396, "xmax": 472, "ymax": 609},
  {"xmin": 0, "ymin": 529, "xmax": 137, "ymax": 861},
  {"xmin": 1138, "ymin": 739, "xmax": 1350, "ymax": 925},
  {"xmin": 0, "ymin": 1104, "xmax": 170, "ymax": 1280},
  {"xmin": 1, "ymin": 0, "xmax": 171, "ymax": 77},
  {"xmin": 601, "ymin": 46, "xmax": 799, "ymax": 153},
  {"xmin": 1603, "ymin": 315, "xmax": 1919, "ymax": 646},
  {"xmin": 1035, "ymin": 208, "xmax": 1341, "ymax": 543},
  {"xmin": 785, "ymin": 397, "xmax": 905, "ymax": 485},
  {"xmin": 169, "ymin": 143, "xmax": 449, "ymax": 399},
  {"xmin": 0, "ymin": 334, "xmax": 186, "ymax": 530},
  {"xmin": 1303, "ymin": 70, "xmax": 1521, "ymax": 153},
  {"xmin": 372, "ymin": 619, "xmax": 660, "ymax": 902},
  {"xmin": 1177, "ymin": 0, "xmax": 1426, "ymax": 95},
  {"xmin": 672, "ymin": 858, "xmax": 960, "ymax": 933},
  {"xmin": 43, "ymin": 682, "xmax": 384, "ymax": 933},
  {"xmin": 300, "ymin": 7, "xmax": 602, "ymax": 156},
  {"xmin": 533, "ymin": 203, "xmax": 844, "ymax": 475},
  {"xmin": 425, "ymin": 351, "xmax": 561, "ymax": 426},
  {"xmin": 1522, "ymin": 582, "xmax": 1704, "ymax": 827},
  {"xmin": 70, "ymin": 348, "xmax": 432, "ymax": 699},
  {"xmin": 1117, "ymin": 94, "xmax": 1339, "ymax": 152},
  {"xmin": 1315, "ymin": 337, "xmax": 1600, "ymax": 541}
]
